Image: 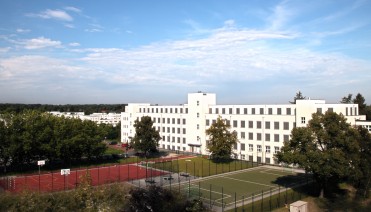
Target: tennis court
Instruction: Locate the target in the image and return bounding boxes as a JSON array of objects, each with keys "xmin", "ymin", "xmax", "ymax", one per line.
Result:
[{"xmin": 181, "ymin": 166, "xmax": 308, "ymax": 208}]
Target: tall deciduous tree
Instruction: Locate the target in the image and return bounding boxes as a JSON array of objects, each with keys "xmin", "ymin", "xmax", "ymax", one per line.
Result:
[
  {"xmin": 276, "ymin": 112, "xmax": 360, "ymax": 198},
  {"xmin": 206, "ymin": 116, "xmax": 238, "ymax": 162},
  {"xmin": 131, "ymin": 116, "xmax": 161, "ymax": 156}
]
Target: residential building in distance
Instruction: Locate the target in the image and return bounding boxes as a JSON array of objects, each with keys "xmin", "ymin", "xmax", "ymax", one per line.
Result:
[
  {"xmin": 121, "ymin": 92, "xmax": 368, "ymax": 164},
  {"xmin": 49, "ymin": 112, "xmax": 121, "ymax": 126}
]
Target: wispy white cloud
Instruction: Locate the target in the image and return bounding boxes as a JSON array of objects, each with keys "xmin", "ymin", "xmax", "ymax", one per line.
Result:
[
  {"xmin": 64, "ymin": 6, "xmax": 81, "ymax": 13},
  {"xmin": 16, "ymin": 28, "xmax": 30, "ymax": 33},
  {"xmin": 30, "ymin": 9, "xmax": 73, "ymax": 22},
  {"xmin": 267, "ymin": 0, "xmax": 294, "ymax": 30},
  {"xmin": 69, "ymin": 42, "xmax": 80, "ymax": 47},
  {"xmin": 23, "ymin": 37, "xmax": 62, "ymax": 49}
]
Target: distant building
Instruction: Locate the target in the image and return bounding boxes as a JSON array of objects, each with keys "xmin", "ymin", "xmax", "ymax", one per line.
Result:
[
  {"xmin": 49, "ymin": 111, "xmax": 120, "ymax": 126},
  {"xmin": 121, "ymin": 92, "xmax": 368, "ymax": 164}
]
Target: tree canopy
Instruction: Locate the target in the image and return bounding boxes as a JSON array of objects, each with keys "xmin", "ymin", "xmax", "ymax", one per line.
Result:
[
  {"xmin": 289, "ymin": 91, "xmax": 306, "ymax": 104},
  {"xmin": 0, "ymin": 110, "xmax": 108, "ymax": 172},
  {"xmin": 206, "ymin": 116, "xmax": 238, "ymax": 162},
  {"xmin": 276, "ymin": 111, "xmax": 370, "ymax": 197},
  {"xmin": 131, "ymin": 116, "xmax": 161, "ymax": 156}
]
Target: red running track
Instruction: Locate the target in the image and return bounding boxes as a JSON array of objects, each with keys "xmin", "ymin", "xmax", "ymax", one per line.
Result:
[{"xmin": 0, "ymin": 164, "xmax": 166, "ymax": 193}]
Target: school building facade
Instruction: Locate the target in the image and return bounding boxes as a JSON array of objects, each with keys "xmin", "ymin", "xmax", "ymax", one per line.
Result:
[{"xmin": 121, "ymin": 92, "xmax": 367, "ymax": 164}]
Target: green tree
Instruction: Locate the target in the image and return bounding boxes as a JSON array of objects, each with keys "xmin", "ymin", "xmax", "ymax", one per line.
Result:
[
  {"xmin": 131, "ymin": 116, "xmax": 161, "ymax": 156},
  {"xmin": 340, "ymin": 94, "xmax": 353, "ymax": 103},
  {"xmin": 206, "ymin": 116, "xmax": 238, "ymax": 162},
  {"xmin": 276, "ymin": 112, "xmax": 360, "ymax": 198},
  {"xmin": 352, "ymin": 126, "xmax": 371, "ymax": 198},
  {"xmin": 353, "ymin": 93, "xmax": 366, "ymax": 115},
  {"xmin": 289, "ymin": 91, "xmax": 306, "ymax": 104}
]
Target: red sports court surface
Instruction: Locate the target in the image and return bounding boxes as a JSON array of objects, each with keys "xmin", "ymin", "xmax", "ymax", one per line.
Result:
[{"xmin": 1, "ymin": 163, "xmax": 166, "ymax": 193}]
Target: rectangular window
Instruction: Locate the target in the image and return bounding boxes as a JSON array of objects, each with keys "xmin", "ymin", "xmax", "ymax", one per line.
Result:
[
  {"xmin": 274, "ymin": 122, "xmax": 279, "ymax": 130},
  {"xmin": 185, "ymin": 108, "xmax": 188, "ymax": 113},
  {"xmin": 260, "ymin": 108, "xmax": 264, "ymax": 114},
  {"xmin": 236, "ymin": 108, "xmax": 240, "ymax": 114},
  {"xmin": 277, "ymin": 108, "xmax": 282, "ymax": 115},
  {"xmin": 183, "ymin": 119, "xmax": 186, "ymax": 125},
  {"xmin": 172, "ymin": 137, "xmax": 175, "ymax": 143},
  {"xmin": 162, "ymin": 118, "xmax": 165, "ymax": 123},
  {"xmin": 197, "ymin": 113, "xmax": 199, "ymax": 118},
  {"xmin": 257, "ymin": 121, "xmax": 261, "ymax": 129},
  {"xmin": 222, "ymin": 108, "xmax": 225, "ymax": 114},
  {"xmin": 257, "ymin": 133, "xmax": 262, "ymax": 141},
  {"xmin": 172, "ymin": 128, "xmax": 175, "ymax": 133},
  {"xmin": 209, "ymin": 108, "xmax": 212, "ymax": 114},
  {"xmin": 165, "ymin": 108, "xmax": 168, "ymax": 113},
  {"xmin": 241, "ymin": 132, "xmax": 245, "ymax": 139},
  {"xmin": 158, "ymin": 118, "xmax": 160, "ymax": 123},
  {"xmin": 197, "ymin": 124, "xmax": 199, "ymax": 130},
  {"xmin": 328, "ymin": 108, "xmax": 334, "ymax": 113},
  {"xmin": 229, "ymin": 108, "xmax": 233, "ymax": 114},
  {"xmin": 216, "ymin": 108, "xmax": 219, "ymax": 114},
  {"xmin": 167, "ymin": 127, "xmax": 170, "ymax": 133},
  {"xmin": 244, "ymin": 108, "xmax": 248, "ymax": 114},
  {"xmin": 274, "ymin": 134, "xmax": 279, "ymax": 142},
  {"xmin": 257, "ymin": 145, "xmax": 262, "ymax": 152},
  {"xmin": 167, "ymin": 136, "xmax": 170, "ymax": 142},
  {"xmin": 206, "ymin": 119, "xmax": 210, "ymax": 126},
  {"xmin": 249, "ymin": 121, "xmax": 253, "ymax": 128},
  {"xmin": 284, "ymin": 135, "xmax": 289, "ymax": 142},
  {"xmin": 175, "ymin": 108, "xmax": 177, "ymax": 113},
  {"xmin": 183, "ymin": 128, "xmax": 186, "ymax": 134},
  {"xmin": 301, "ymin": 117, "xmax": 305, "ymax": 124},
  {"xmin": 265, "ymin": 133, "xmax": 270, "ymax": 141},
  {"xmin": 266, "ymin": 146, "xmax": 271, "ymax": 153},
  {"xmin": 170, "ymin": 108, "xmax": 173, "ymax": 113},
  {"xmin": 274, "ymin": 146, "xmax": 280, "ymax": 154},
  {"xmin": 265, "ymin": 121, "xmax": 270, "ymax": 129},
  {"xmin": 172, "ymin": 118, "xmax": 175, "ymax": 124},
  {"xmin": 162, "ymin": 127, "xmax": 165, "ymax": 132},
  {"xmin": 241, "ymin": 121, "xmax": 245, "ymax": 128},
  {"xmin": 283, "ymin": 122, "xmax": 289, "ymax": 130},
  {"xmin": 249, "ymin": 144, "xmax": 253, "ymax": 152},
  {"xmin": 180, "ymin": 108, "xmax": 183, "ymax": 113},
  {"xmin": 197, "ymin": 101, "xmax": 199, "ymax": 106},
  {"xmin": 234, "ymin": 143, "xmax": 238, "ymax": 150},
  {"xmin": 252, "ymin": 108, "xmax": 255, "ymax": 115},
  {"xmin": 286, "ymin": 108, "xmax": 291, "ymax": 115},
  {"xmin": 268, "ymin": 108, "xmax": 272, "ymax": 115},
  {"xmin": 177, "ymin": 128, "xmax": 180, "ymax": 134},
  {"xmin": 167, "ymin": 118, "xmax": 170, "ymax": 124},
  {"xmin": 177, "ymin": 118, "xmax": 180, "ymax": 124},
  {"xmin": 233, "ymin": 120, "xmax": 238, "ymax": 128},
  {"xmin": 249, "ymin": 132, "xmax": 253, "ymax": 140},
  {"xmin": 183, "ymin": 138, "xmax": 186, "ymax": 144},
  {"xmin": 345, "ymin": 107, "xmax": 348, "ymax": 116},
  {"xmin": 241, "ymin": 143, "xmax": 245, "ymax": 151}
]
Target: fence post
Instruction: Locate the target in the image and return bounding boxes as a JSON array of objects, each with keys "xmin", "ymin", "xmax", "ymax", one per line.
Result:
[
  {"xmin": 252, "ymin": 192, "xmax": 254, "ymax": 212},
  {"xmin": 242, "ymin": 195, "xmax": 245, "ymax": 212},
  {"xmin": 222, "ymin": 187, "xmax": 224, "ymax": 212},
  {"xmin": 270, "ymin": 188, "xmax": 272, "ymax": 211},
  {"xmin": 235, "ymin": 192, "xmax": 237, "ymax": 211},
  {"xmin": 210, "ymin": 184, "xmax": 212, "ymax": 208},
  {"xmin": 261, "ymin": 190, "xmax": 263, "ymax": 211}
]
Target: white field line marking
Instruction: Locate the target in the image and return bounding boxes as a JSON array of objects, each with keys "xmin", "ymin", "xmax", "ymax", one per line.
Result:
[
  {"xmin": 221, "ymin": 176, "xmax": 276, "ymax": 188},
  {"xmin": 188, "ymin": 184, "xmax": 232, "ymax": 198},
  {"xmin": 259, "ymin": 170, "xmax": 287, "ymax": 176}
]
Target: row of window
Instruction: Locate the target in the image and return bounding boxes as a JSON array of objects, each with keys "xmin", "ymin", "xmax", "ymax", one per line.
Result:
[
  {"xmin": 151, "ymin": 117, "xmax": 187, "ymax": 125},
  {"xmin": 209, "ymin": 107, "xmax": 293, "ymax": 115},
  {"xmin": 234, "ymin": 143, "xmax": 281, "ymax": 154},
  {"xmin": 156, "ymin": 126, "xmax": 187, "ymax": 134},
  {"xmin": 139, "ymin": 107, "xmax": 189, "ymax": 114},
  {"xmin": 239, "ymin": 132, "xmax": 290, "ymax": 142},
  {"xmin": 206, "ymin": 119, "xmax": 292, "ymax": 130},
  {"xmin": 161, "ymin": 136, "xmax": 187, "ymax": 143}
]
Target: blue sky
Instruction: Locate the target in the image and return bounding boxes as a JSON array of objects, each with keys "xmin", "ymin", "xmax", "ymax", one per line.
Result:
[{"xmin": 0, "ymin": 0, "xmax": 370, "ymax": 105}]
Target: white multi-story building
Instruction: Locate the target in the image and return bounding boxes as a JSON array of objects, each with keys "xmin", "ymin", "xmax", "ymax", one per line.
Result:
[
  {"xmin": 50, "ymin": 112, "xmax": 121, "ymax": 126},
  {"xmin": 121, "ymin": 92, "xmax": 367, "ymax": 164}
]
